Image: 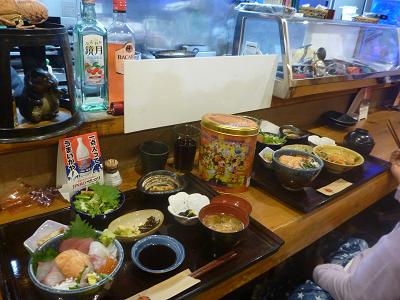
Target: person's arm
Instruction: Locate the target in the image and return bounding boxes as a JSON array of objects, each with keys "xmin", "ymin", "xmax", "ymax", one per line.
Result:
[
  {"xmin": 313, "ymin": 264, "xmax": 351, "ymax": 299},
  {"xmin": 390, "ymin": 150, "xmax": 400, "ymax": 201}
]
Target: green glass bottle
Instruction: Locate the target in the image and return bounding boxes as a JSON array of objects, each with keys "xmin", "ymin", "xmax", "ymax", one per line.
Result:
[{"xmin": 74, "ymin": 0, "xmax": 108, "ymax": 112}]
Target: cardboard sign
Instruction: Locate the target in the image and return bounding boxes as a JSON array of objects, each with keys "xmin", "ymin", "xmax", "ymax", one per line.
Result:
[{"xmin": 56, "ymin": 132, "xmax": 104, "ymax": 199}]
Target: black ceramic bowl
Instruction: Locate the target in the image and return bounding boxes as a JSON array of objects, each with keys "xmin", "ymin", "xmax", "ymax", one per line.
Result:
[
  {"xmin": 279, "ymin": 125, "xmax": 309, "ymax": 145},
  {"xmin": 198, "ymin": 203, "xmax": 249, "ymax": 250},
  {"xmin": 70, "ymin": 188, "xmax": 126, "ymax": 222},
  {"xmin": 343, "ymin": 128, "xmax": 375, "ymax": 157},
  {"xmin": 272, "ymin": 149, "xmax": 324, "ymax": 191},
  {"xmin": 322, "ymin": 111, "xmax": 357, "ymax": 129},
  {"xmin": 137, "ymin": 170, "xmax": 187, "ymax": 198}
]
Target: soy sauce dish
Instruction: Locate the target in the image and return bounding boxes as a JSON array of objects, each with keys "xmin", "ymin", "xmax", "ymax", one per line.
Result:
[{"xmin": 131, "ymin": 235, "xmax": 185, "ymax": 274}]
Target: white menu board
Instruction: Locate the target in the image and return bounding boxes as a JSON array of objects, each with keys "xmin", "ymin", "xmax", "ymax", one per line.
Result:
[{"xmin": 124, "ymin": 55, "xmax": 277, "ymax": 133}]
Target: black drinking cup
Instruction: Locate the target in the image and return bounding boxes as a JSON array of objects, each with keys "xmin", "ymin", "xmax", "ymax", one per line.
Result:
[{"xmin": 139, "ymin": 141, "xmax": 169, "ymax": 174}]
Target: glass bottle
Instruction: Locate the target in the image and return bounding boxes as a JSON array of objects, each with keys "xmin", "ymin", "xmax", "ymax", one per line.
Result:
[
  {"xmin": 107, "ymin": 0, "xmax": 135, "ymax": 105},
  {"xmin": 74, "ymin": 0, "xmax": 108, "ymax": 112}
]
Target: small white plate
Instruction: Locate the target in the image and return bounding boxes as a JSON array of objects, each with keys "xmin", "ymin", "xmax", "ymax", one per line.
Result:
[
  {"xmin": 23, "ymin": 220, "xmax": 68, "ymax": 253},
  {"xmin": 168, "ymin": 192, "xmax": 210, "ymax": 226},
  {"xmin": 259, "ymin": 146, "xmax": 275, "ymax": 169}
]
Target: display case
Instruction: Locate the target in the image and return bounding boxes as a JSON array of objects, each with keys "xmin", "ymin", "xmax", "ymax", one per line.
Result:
[{"xmin": 232, "ymin": 5, "xmax": 400, "ymax": 98}]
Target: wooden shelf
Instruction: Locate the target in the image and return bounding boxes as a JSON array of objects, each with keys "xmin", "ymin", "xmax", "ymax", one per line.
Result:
[{"xmin": 0, "ymin": 112, "xmax": 123, "ymax": 155}]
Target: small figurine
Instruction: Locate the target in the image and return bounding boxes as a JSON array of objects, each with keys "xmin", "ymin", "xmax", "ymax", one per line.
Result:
[
  {"xmin": 17, "ymin": 68, "xmax": 64, "ymax": 123},
  {"xmin": 312, "ymin": 47, "xmax": 327, "ymax": 77},
  {"xmin": 0, "ymin": 0, "xmax": 48, "ymax": 29}
]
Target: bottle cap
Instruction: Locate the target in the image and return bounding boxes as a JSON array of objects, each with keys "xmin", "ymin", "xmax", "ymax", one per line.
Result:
[
  {"xmin": 113, "ymin": 0, "xmax": 127, "ymax": 12},
  {"xmin": 104, "ymin": 159, "xmax": 119, "ymax": 174},
  {"xmin": 83, "ymin": 0, "xmax": 95, "ymax": 4}
]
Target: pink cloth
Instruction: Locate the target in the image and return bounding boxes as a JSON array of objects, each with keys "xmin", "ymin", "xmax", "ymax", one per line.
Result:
[{"xmin": 313, "ymin": 187, "xmax": 400, "ymax": 300}]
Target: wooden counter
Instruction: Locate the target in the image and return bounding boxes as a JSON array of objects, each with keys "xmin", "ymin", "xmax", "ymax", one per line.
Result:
[{"xmin": 0, "ymin": 109, "xmax": 398, "ymax": 300}]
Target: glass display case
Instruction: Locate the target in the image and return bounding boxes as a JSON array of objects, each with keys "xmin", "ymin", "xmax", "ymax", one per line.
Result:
[{"xmin": 232, "ymin": 5, "xmax": 400, "ymax": 98}]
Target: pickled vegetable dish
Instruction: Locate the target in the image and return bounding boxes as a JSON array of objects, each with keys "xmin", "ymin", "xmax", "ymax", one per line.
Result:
[{"xmin": 113, "ymin": 216, "xmax": 160, "ymax": 237}]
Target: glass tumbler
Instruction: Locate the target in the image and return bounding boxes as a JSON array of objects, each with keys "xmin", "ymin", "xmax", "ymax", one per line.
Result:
[{"xmin": 173, "ymin": 124, "xmax": 200, "ymax": 172}]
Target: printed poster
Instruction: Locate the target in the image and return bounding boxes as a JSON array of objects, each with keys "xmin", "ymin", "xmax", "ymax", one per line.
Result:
[{"xmin": 56, "ymin": 132, "xmax": 104, "ymax": 199}]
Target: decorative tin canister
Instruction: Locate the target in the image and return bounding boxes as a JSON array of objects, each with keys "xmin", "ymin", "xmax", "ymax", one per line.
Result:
[{"xmin": 198, "ymin": 113, "xmax": 259, "ymax": 193}]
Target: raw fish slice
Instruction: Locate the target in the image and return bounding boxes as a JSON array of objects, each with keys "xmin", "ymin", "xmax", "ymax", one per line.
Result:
[
  {"xmin": 89, "ymin": 254, "xmax": 107, "ymax": 272},
  {"xmin": 88, "ymin": 241, "xmax": 110, "ymax": 259},
  {"xmin": 43, "ymin": 264, "xmax": 65, "ymax": 286},
  {"xmin": 55, "ymin": 249, "xmax": 90, "ymax": 278},
  {"xmin": 59, "ymin": 237, "xmax": 93, "ymax": 254},
  {"xmin": 107, "ymin": 243, "xmax": 117, "ymax": 259},
  {"xmin": 36, "ymin": 261, "xmax": 54, "ymax": 282}
]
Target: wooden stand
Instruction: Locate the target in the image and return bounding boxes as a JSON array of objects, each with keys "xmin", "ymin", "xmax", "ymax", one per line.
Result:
[{"xmin": 0, "ymin": 23, "xmax": 82, "ymax": 142}]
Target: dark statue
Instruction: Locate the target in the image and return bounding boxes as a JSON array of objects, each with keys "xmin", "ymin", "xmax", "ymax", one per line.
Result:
[{"xmin": 17, "ymin": 68, "xmax": 64, "ymax": 123}]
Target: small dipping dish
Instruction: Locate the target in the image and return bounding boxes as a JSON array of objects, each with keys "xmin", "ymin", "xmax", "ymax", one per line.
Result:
[
  {"xmin": 137, "ymin": 170, "xmax": 187, "ymax": 198},
  {"xmin": 279, "ymin": 125, "xmax": 309, "ymax": 144},
  {"xmin": 168, "ymin": 192, "xmax": 210, "ymax": 226},
  {"xmin": 131, "ymin": 235, "xmax": 185, "ymax": 274}
]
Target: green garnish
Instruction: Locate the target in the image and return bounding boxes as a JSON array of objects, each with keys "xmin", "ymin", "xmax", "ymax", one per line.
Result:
[
  {"xmin": 31, "ymin": 247, "xmax": 58, "ymax": 274},
  {"xmin": 261, "ymin": 133, "xmax": 286, "ymax": 145},
  {"xmin": 262, "ymin": 152, "xmax": 273, "ymax": 162},
  {"xmin": 178, "ymin": 209, "xmax": 197, "ymax": 218},
  {"xmin": 99, "ymin": 229, "xmax": 115, "ymax": 246},
  {"xmin": 74, "ymin": 183, "xmax": 121, "ymax": 217},
  {"xmin": 63, "ymin": 215, "xmax": 96, "ymax": 240}
]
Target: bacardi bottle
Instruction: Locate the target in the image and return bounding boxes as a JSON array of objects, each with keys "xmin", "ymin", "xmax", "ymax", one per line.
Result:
[{"xmin": 107, "ymin": 0, "xmax": 135, "ymax": 105}]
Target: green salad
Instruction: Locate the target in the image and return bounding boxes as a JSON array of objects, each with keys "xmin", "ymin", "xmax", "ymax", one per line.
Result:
[
  {"xmin": 73, "ymin": 183, "xmax": 121, "ymax": 217},
  {"xmin": 260, "ymin": 133, "xmax": 286, "ymax": 145}
]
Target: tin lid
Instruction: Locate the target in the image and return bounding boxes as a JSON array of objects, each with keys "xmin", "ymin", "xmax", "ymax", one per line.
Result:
[
  {"xmin": 113, "ymin": 0, "xmax": 127, "ymax": 12},
  {"xmin": 201, "ymin": 113, "xmax": 259, "ymax": 136}
]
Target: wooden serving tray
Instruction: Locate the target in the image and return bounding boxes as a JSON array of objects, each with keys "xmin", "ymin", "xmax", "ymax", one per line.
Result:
[
  {"xmin": 251, "ymin": 155, "xmax": 390, "ymax": 213},
  {"xmin": 0, "ymin": 173, "xmax": 284, "ymax": 300}
]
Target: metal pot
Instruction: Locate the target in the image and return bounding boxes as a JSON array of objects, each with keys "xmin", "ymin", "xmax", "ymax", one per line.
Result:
[{"xmin": 152, "ymin": 49, "xmax": 199, "ymax": 59}]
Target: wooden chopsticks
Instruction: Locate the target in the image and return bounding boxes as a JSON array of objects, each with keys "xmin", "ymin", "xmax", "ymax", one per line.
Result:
[
  {"xmin": 387, "ymin": 120, "xmax": 400, "ymax": 148},
  {"xmin": 190, "ymin": 251, "xmax": 238, "ymax": 279}
]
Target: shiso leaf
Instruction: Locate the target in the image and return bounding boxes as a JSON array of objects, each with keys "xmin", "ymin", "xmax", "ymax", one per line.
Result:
[
  {"xmin": 31, "ymin": 247, "xmax": 58, "ymax": 274},
  {"xmin": 63, "ymin": 215, "xmax": 97, "ymax": 240}
]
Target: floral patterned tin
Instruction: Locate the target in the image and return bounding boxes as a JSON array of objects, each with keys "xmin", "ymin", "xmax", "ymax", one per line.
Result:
[{"xmin": 198, "ymin": 113, "xmax": 259, "ymax": 193}]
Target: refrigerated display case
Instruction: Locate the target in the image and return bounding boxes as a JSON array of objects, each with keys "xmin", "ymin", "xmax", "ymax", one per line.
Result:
[{"xmin": 232, "ymin": 5, "xmax": 400, "ymax": 98}]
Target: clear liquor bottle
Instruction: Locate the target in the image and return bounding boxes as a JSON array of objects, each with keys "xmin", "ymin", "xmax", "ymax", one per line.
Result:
[
  {"xmin": 107, "ymin": 0, "xmax": 135, "ymax": 104},
  {"xmin": 74, "ymin": 0, "xmax": 108, "ymax": 112}
]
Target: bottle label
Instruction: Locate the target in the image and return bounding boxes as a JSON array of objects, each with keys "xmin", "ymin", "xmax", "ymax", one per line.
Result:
[
  {"xmin": 83, "ymin": 34, "xmax": 105, "ymax": 85},
  {"xmin": 115, "ymin": 42, "xmax": 135, "ymax": 74},
  {"xmin": 113, "ymin": 0, "xmax": 126, "ymax": 12}
]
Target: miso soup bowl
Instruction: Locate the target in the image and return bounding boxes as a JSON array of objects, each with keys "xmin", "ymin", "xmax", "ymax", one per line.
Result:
[{"xmin": 199, "ymin": 203, "xmax": 249, "ymax": 250}]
